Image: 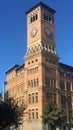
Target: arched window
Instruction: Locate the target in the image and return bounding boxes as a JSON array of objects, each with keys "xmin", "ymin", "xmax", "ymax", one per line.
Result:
[
  {"xmin": 35, "ymin": 93, "xmax": 38, "ymax": 102},
  {"xmin": 35, "ymin": 14, "xmax": 38, "ymax": 20},
  {"xmin": 33, "ymin": 16, "xmax": 35, "ymax": 22},
  {"xmin": 28, "ymin": 109, "xmax": 31, "ymax": 119},
  {"xmin": 31, "ymin": 80, "xmax": 33, "ymax": 87},
  {"xmin": 34, "ymin": 79, "xmax": 36, "ymax": 86},
  {"xmin": 30, "ymin": 17, "xmax": 33, "ymax": 23},
  {"xmin": 36, "ymin": 78, "xmax": 39, "ymax": 86},
  {"xmin": 32, "ymin": 109, "xmax": 34, "ymax": 119},
  {"xmin": 30, "ymin": 14, "xmax": 38, "ymax": 24},
  {"xmin": 32, "ymin": 93, "xmax": 34, "ymax": 103}
]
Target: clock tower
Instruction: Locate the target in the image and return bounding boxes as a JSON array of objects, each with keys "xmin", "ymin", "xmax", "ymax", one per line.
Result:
[{"xmin": 24, "ymin": 2, "xmax": 59, "ymax": 130}]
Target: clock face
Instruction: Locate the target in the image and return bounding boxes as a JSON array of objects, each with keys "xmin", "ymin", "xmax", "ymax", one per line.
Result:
[
  {"xmin": 30, "ymin": 28, "xmax": 37, "ymax": 37},
  {"xmin": 45, "ymin": 27, "xmax": 51, "ymax": 37}
]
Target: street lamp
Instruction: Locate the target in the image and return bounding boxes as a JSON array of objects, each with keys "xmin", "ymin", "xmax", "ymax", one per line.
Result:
[{"xmin": 3, "ymin": 81, "xmax": 7, "ymax": 101}]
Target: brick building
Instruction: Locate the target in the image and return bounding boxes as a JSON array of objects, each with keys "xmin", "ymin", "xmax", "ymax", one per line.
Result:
[{"xmin": 6, "ymin": 2, "xmax": 73, "ymax": 130}]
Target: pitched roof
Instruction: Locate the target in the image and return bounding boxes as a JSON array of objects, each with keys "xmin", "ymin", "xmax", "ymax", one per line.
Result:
[{"xmin": 26, "ymin": 2, "xmax": 56, "ymax": 14}]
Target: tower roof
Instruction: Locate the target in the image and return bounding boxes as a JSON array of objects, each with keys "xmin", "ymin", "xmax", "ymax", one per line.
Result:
[{"xmin": 26, "ymin": 2, "xmax": 56, "ymax": 14}]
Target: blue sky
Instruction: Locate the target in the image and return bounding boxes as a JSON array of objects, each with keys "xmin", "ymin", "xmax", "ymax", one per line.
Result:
[{"xmin": 0, "ymin": 0, "xmax": 73, "ymax": 92}]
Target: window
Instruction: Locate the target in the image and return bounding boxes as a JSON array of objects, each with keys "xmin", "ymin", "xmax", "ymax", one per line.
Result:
[
  {"xmin": 28, "ymin": 62, "xmax": 30, "ymax": 64},
  {"xmin": 28, "ymin": 92, "xmax": 38, "ymax": 104},
  {"xmin": 35, "ymin": 93, "xmax": 38, "ymax": 103},
  {"xmin": 51, "ymin": 78, "xmax": 53, "ymax": 87},
  {"xmin": 28, "ymin": 108, "xmax": 38, "ymax": 120},
  {"xmin": 45, "ymin": 15, "xmax": 48, "ymax": 21},
  {"xmin": 53, "ymin": 79, "xmax": 56, "ymax": 88},
  {"xmin": 30, "ymin": 14, "xmax": 38, "ymax": 23},
  {"xmin": 35, "ymin": 14, "xmax": 38, "ymax": 20},
  {"xmin": 16, "ymin": 96, "xmax": 24, "ymax": 106},
  {"xmin": 52, "ymin": 94, "xmax": 56, "ymax": 104},
  {"xmin": 46, "ymin": 58, "xmax": 48, "ymax": 62},
  {"xmin": 33, "ymin": 16, "xmax": 35, "ymax": 22},
  {"xmin": 31, "ymin": 80, "xmax": 33, "ymax": 87},
  {"xmin": 34, "ymin": 79, "xmax": 36, "ymax": 86},
  {"xmin": 68, "ymin": 95, "xmax": 71, "ymax": 108},
  {"xmin": 60, "ymin": 81, "xmax": 65, "ymax": 89},
  {"xmin": 44, "ymin": 14, "xmax": 46, "ymax": 20},
  {"xmin": 45, "ymin": 77, "xmax": 50, "ymax": 86},
  {"xmin": 35, "ymin": 59, "xmax": 38, "ymax": 62},
  {"xmin": 32, "ymin": 109, "xmax": 34, "ymax": 119},
  {"xmin": 35, "ymin": 67, "xmax": 38, "ymax": 72},
  {"xmin": 36, "ymin": 111, "xmax": 38, "ymax": 119},
  {"xmin": 49, "ymin": 46, "xmax": 51, "ymax": 50},
  {"xmin": 30, "ymin": 17, "xmax": 33, "ymax": 23},
  {"xmin": 28, "ymin": 109, "xmax": 31, "ymax": 119},
  {"xmin": 32, "ymin": 60, "xmax": 34, "ymax": 63},
  {"xmin": 60, "ymin": 71, "xmax": 64, "ymax": 77},
  {"xmin": 28, "ymin": 80, "xmax": 31, "ymax": 87},
  {"xmin": 32, "ymin": 93, "xmax": 34, "ymax": 103},
  {"xmin": 66, "ymin": 82, "xmax": 70, "ymax": 91},
  {"xmin": 43, "ymin": 14, "xmax": 48, "ymax": 21},
  {"xmin": 28, "ymin": 94, "xmax": 31, "ymax": 104},
  {"xmin": 35, "ymin": 108, "xmax": 38, "ymax": 119},
  {"xmin": 49, "ymin": 17, "xmax": 53, "ymax": 24},
  {"xmin": 61, "ymin": 95, "xmax": 66, "ymax": 108},
  {"xmin": 43, "ymin": 14, "xmax": 53, "ymax": 24},
  {"xmin": 66, "ymin": 73, "xmax": 71, "ymax": 79},
  {"xmin": 49, "ymin": 60, "xmax": 52, "ymax": 63},
  {"xmin": 46, "ymin": 92, "xmax": 49, "ymax": 100},
  {"xmin": 46, "ymin": 93, "xmax": 56, "ymax": 104},
  {"xmin": 36, "ymin": 78, "xmax": 39, "ymax": 86},
  {"xmin": 27, "ymin": 67, "xmax": 38, "ymax": 75},
  {"xmin": 28, "ymin": 78, "xmax": 39, "ymax": 88}
]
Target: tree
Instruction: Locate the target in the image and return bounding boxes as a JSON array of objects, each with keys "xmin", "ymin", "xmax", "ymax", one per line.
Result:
[
  {"xmin": 0, "ymin": 92, "xmax": 26, "ymax": 130},
  {"xmin": 42, "ymin": 100, "xmax": 66, "ymax": 129},
  {"xmin": 70, "ymin": 109, "xmax": 73, "ymax": 126}
]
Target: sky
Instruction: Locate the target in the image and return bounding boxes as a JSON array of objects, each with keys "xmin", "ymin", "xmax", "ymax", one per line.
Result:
[{"xmin": 0, "ymin": 0, "xmax": 73, "ymax": 92}]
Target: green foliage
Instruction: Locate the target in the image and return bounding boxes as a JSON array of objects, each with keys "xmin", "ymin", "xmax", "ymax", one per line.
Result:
[
  {"xmin": 42, "ymin": 100, "xmax": 66, "ymax": 127},
  {"xmin": 0, "ymin": 92, "xmax": 26, "ymax": 130},
  {"xmin": 70, "ymin": 110, "xmax": 73, "ymax": 125}
]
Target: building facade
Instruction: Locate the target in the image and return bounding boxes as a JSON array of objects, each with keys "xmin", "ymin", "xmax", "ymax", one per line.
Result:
[{"xmin": 6, "ymin": 2, "xmax": 73, "ymax": 130}]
